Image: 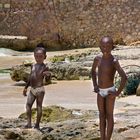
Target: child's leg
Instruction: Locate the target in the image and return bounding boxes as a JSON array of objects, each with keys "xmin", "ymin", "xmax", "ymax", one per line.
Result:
[
  {"xmin": 35, "ymin": 91, "xmax": 45, "ymax": 129},
  {"xmin": 26, "ymin": 92, "xmax": 36, "ymax": 128},
  {"xmin": 97, "ymin": 94, "xmax": 106, "ymax": 140},
  {"xmin": 105, "ymin": 95, "xmax": 116, "ymax": 140}
]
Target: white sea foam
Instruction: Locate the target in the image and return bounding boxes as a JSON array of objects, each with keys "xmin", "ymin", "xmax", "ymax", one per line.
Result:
[{"xmin": 0, "ymin": 48, "xmax": 19, "ymax": 56}]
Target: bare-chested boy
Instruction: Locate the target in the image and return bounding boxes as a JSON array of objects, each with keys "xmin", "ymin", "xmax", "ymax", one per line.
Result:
[
  {"xmin": 91, "ymin": 36, "xmax": 127, "ymax": 140},
  {"xmin": 23, "ymin": 44, "xmax": 51, "ymax": 129}
]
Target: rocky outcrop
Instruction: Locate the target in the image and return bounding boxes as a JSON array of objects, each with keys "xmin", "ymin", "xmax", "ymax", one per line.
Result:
[
  {"xmin": 0, "ymin": 0, "xmax": 139, "ymax": 50},
  {"xmin": 0, "ymin": 105, "xmax": 100, "ymax": 140},
  {"xmin": 136, "ymin": 84, "xmax": 140, "ymax": 96},
  {"xmin": 10, "ymin": 46, "xmax": 140, "ymax": 91},
  {"xmin": 10, "ymin": 61, "xmax": 91, "ymax": 82},
  {"xmin": 0, "ymin": 105, "xmax": 140, "ymax": 140},
  {"xmin": 10, "ymin": 51, "xmax": 94, "ymax": 82},
  {"xmin": 10, "ymin": 61, "xmax": 32, "ymax": 82}
]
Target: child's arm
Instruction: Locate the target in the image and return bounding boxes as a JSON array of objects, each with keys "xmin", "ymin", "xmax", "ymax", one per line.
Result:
[
  {"xmin": 23, "ymin": 65, "xmax": 32, "ymax": 96},
  {"xmin": 23, "ymin": 80, "xmax": 30, "ymax": 96},
  {"xmin": 114, "ymin": 59, "xmax": 127, "ymax": 96},
  {"xmin": 43, "ymin": 66, "xmax": 51, "ymax": 80},
  {"xmin": 91, "ymin": 56, "xmax": 99, "ymax": 93}
]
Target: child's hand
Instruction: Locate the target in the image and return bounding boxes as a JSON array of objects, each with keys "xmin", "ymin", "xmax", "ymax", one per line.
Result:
[
  {"xmin": 43, "ymin": 71, "xmax": 51, "ymax": 82},
  {"xmin": 94, "ymin": 86, "xmax": 99, "ymax": 93},
  {"xmin": 43, "ymin": 71, "xmax": 51, "ymax": 77},
  {"xmin": 108, "ymin": 90, "xmax": 119, "ymax": 98},
  {"xmin": 23, "ymin": 88, "xmax": 27, "ymax": 96}
]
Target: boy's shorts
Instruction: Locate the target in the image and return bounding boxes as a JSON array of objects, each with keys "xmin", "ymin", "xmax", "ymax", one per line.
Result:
[
  {"xmin": 30, "ymin": 86, "xmax": 45, "ymax": 96},
  {"xmin": 99, "ymin": 86, "xmax": 116, "ymax": 97}
]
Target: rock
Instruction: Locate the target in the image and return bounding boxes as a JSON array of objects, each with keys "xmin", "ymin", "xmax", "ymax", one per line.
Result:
[
  {"xmin": 10, "ymin": 61, "xmax": 91, "ymax": 82},
  {"xmin": 49, "ymin": 63, "xmax": 90, "ymax": 80},
  {"xmin": 0, "ymin": 38, "xmax": 30, "ymax": 51},
  {"xmin": 117, "ymin": 127, "xmax": 128, "ymax": 133},
  {"xmin": 18, "ymin": 105, "xmax": 97, "ymax": 123},
  {"xmin": 41, "ymin": 134, "xmax": 56, "ymax": 140},
  {"xmin": 10, "ymin": 64, "xmax": 31, "ymax": 82},
  {"xmin": 0, "ymin": 104, "xmax": 140, "ymax": 140},
  {"xmin": 19, "ymin": 105, "xmax": 74, "ymax": 122},
  {"xmin": 41, "ymin": 127, "xmax": 54, "ymax": 133},
  {"xmin": 4, "ymin": 130, "xmax": 24, "ymax": 140},
  {"xmin": 136, "ymin": 83, "xmax": 140, "ymax": 96},
  {"xmin": 10, "ymin": 63, "xmax": 51, "ymax": 84}
]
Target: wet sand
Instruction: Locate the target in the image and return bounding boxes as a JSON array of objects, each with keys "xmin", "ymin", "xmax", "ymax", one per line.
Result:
[
  {"xmin": 0, "ymin": 74, "xmax": 97, "ymax": 118},
  {"xmin": 1, "ymin": 74, "xmax": 139, "ymax": 119},
  {"xmin": 0, "ymin": 48, "xmax": 96, "ymax": 118}
]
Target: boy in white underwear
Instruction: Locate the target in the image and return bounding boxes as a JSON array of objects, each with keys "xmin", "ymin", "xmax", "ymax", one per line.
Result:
[
  {"xmin": 99, "ymin": 86, "xmax": 116, "ymax": 98},
  {"xmin": 23, "ymin": 43, "xmax": 51, "ymax": 129},
  {"xmin": 91, "ymin": 36, "xmax": 127, "ymax": 140}
]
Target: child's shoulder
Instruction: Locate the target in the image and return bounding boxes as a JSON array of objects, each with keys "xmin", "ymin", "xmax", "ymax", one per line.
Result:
[{"xmin": 94, "ymin": 55, "xmax": 102, "ymax": 60}]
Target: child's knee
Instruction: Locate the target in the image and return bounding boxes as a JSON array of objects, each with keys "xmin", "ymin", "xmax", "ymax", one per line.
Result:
[
  {"xmin": 106, "ymin": 113, "xmax": 113, "ymax": 120},
  {"xmin": 99, "ymin": 112, "xmax": 106, "ymax": 118},
  {"xmin": 37, "ymin": 105, "xmax": 42, "ymax": 111},
  {"xmin": 26, "ymin": 103, "xmax": 32, "ymax": 109}
]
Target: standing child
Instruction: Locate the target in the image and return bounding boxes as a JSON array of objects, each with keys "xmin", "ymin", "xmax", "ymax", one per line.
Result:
[
  {"xmin": 91, "ymin": 36, "xmax": 127, "ymax": 140},
  {"xmin": 23, "ymin": 44, "xmax": 51, "ymax": 129}
]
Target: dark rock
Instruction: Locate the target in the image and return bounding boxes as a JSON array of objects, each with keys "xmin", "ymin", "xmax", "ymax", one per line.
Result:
[
  {"xmin": 41, "ymin": 134, "xmax": 56, "ymax": 140},
  {"xmin": 4, "ymin": 131, "xmax": 24, "ymax": 140},
  {"xmin": 41, "ymin": 127, "xmax": 54, "ymax": 133},
  {"xmin": 117, "ymin": 127, "xmax": 128, "ymax": 133}
]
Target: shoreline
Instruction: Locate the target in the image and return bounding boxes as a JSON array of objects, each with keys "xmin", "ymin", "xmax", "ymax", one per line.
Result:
[{"xmin": 0, "ymin": 74, "xmax": 97, "ymax": 118}]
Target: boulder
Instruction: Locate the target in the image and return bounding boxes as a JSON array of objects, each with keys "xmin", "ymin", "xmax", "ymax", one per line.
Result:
[
  {"xmin": 136, "ymin": 83, "xmax": 140, "ymax": 96},
  {"xmin": 19, "ymin": 105, "xmax": 74, "ymax": 122},
  {"xmin": 10, "ymin": 61, "xmax": 51, "ymax": 84},
  {"xmin": 49, "ymin": 62, "xmax": 90, "ymax": 80},
  {"xmin": 10, "ymin": 61, "xmax": 91, "ymax": 83}
]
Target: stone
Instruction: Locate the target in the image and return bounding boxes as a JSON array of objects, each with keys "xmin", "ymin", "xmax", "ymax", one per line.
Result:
[
  {"xmin": 0, "ymin": 0, "xmax": 139, "ymax": 50},
  {"xmin": 136, "ymin": 84, "xmax": 140, "ymax": 96},
  {"xmin": 4, "ymin": 131, "xmax": 24, "ymax": 140}
]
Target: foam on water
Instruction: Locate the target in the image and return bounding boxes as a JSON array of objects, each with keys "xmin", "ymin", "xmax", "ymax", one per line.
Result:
[{"xmin": 0, "ymin": 48, "xmax": 19, "ymax": 56}]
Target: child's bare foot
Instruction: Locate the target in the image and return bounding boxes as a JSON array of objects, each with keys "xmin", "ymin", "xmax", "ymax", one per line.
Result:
[
  {"xmin": 24, "ymin": 124, "xmax": 32, "ymax": 129},
  {"xmin": 34, "ymin": 124, "xmax": 40, "ymax": 130}
]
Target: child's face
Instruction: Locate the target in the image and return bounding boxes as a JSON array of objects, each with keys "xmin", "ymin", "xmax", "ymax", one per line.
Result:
[
  {"xmin": 100, "ymin": 37, "xmax": 113, "ymax": 55},
  {"xmin": 34, "ymin": 50, "xmax": 46, "ymax": 64}
]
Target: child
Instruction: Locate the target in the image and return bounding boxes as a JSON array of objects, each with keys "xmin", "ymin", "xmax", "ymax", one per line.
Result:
[
  {"xmin": 23, "ymin": 43, "xmax": 51, "ymax": 129},
  {"xmin": 91, "ymin": 36, "xmax": 127, "ymax": 140}
]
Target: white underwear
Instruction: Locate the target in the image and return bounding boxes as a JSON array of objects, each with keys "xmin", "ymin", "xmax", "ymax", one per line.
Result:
[
  {"xmin": 99, "ymin": 86, "xmax": 116, "ymax": 98},
  {"xmin": 30, "ymin": 86, "xmax": 45, "ymax": 96}
]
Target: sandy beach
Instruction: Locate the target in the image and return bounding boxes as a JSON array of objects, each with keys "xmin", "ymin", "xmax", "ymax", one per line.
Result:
[
  {"xmin": 0, "ymin": 46, "xmax": 140, "ymax": 118},
  {"xmin": 0, "ymin": 74, "xmax": 96, "ymax": 118},
  {"xmin": 1, "ymin": 74, "xmax": 140, "ymax": 118},
  {"xmin": 0, "ymin": 47, "xmax": 140, "ymax": 139}
]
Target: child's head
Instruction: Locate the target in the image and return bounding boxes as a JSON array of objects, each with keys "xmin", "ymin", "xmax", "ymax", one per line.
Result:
[
  {"xmin": 99, "ymin": 36, "xmax": 115, "ymax": 55},
  {"xmin": 34, "ymin": 43, "xmax": 46, "ymax": 64}
]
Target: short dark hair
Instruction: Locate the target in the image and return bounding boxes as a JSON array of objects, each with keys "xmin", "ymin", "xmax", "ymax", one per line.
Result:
[
  {"xmin": 100, "ymin": 36, "xmax": 115, "ymax": 49},
  {"xmin": 36, "ymin": 43, "xmax": 45, "ymax": 48},
  {"xmin": 101, "ymin": 36, "xmax": 113, "ymax": 44},
  {"xmin": 34, "ymin": 43, "xmax": 46, "ymax": 56}
]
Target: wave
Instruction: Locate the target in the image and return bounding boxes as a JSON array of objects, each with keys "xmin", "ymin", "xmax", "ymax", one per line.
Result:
[{"xmin": 0, "ymin": 48, "xmax": 20, "ymax": 56}]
